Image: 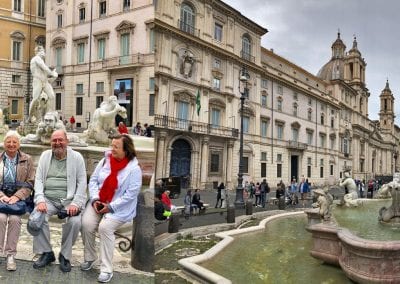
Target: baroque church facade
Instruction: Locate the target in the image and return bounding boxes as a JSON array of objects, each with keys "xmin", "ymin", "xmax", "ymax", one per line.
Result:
[{"xmin": 154, "ymin": 0, "xmax": 400, "ymax": 190}]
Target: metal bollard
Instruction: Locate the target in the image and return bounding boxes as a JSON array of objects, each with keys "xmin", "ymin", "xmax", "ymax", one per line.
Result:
[
  {"xmin": 132, "ymin": 191, "xmax": 154, "ymax": 272},
  {"xmin": 245, "ymin": 199, "xmax": 253, "ymax": 215},
  {"xmin": 278, "ymin": 196, "xmax": 286, "ymax": 210},
  {"xmin": 168, "ymin": 211, "xmax": 180, "ymax": 233},
  {"xmin": 227, "ymin": 204, "xmax": 235, "ymax": 223}
]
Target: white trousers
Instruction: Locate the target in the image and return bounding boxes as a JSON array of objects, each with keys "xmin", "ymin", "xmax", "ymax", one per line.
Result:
[{"xmin": 81, "ymin": 203, "xmax": 125, "ymax": 273}]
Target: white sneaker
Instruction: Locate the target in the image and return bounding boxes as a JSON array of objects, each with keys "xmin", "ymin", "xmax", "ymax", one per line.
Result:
[
  {"xmin": 98, "ymin": 272, "xmax": 113, "ymax": 283},
  {"xmin": 6, "ymin": 255, "xmax": 16, "ymax": 271},
  {"xmin": 80, "ymin": 260, "xmax": 96, "ymax": 271}
]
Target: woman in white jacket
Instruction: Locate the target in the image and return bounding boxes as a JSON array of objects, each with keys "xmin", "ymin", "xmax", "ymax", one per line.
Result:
[{"xmin": 80, "ymin": 134, "xmax": 142, "ymax": 283}]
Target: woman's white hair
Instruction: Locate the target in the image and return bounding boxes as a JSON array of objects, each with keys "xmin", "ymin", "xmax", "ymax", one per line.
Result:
[{"xmin": 3, "ymin": 130, "xmax": 21, "ymax": 142}]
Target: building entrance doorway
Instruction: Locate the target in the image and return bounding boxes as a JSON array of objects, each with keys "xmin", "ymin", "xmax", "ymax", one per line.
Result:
[
  {"xmin": 291, "ymin": 155, "xmax": 299, "ymax": 182},
  {"xmin": 170, "ymin": 139, "xmax": 191, "ymax": 178}
]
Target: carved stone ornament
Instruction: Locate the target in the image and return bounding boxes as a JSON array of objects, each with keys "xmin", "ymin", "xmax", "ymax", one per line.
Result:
[{"xmin": 180, "ymin": 50, "xmax": 195, "ymax": 78}]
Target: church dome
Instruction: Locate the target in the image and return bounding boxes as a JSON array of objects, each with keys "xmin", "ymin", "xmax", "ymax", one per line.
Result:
[
  {"xmin": 317, "ymin": 58, "xmax": 344, "ymax": 81},
  {"xmin": 316, "ymin": 32, "xmax": 346, "ymax": 81}
]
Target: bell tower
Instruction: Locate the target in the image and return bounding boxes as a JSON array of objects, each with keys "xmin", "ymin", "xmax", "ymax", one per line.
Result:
[
  {"xmin": 379, "ymin": 80, "xmax": 395, "ymax": 132},
  {"xmin": 344, "ymin": 36, "xmax": 366, "ymax": 86}
]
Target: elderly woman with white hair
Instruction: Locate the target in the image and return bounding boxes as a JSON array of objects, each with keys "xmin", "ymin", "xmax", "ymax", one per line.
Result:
[{"xmin": 0, "ymin": 130, "xmax": 35, "ymax": 271}]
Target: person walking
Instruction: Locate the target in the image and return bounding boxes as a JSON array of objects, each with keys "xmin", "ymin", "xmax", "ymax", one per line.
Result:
[
  {"xmin": 184, "ymin": 189, "xmax": 192, "ymax": 218},
  {"xmin": 260, "ymin": 179, "xmax": 270, "ymax": 208},
  {"xmin": 254, "ymin": 182, "xmax": 261, "ymax": 207},
  {"xmin": 215, "ymin": 182, "xmax": 224, "ymax": 208},
  {"xmin": 298, "ymin": 177, "xmax": 310, "ymax": 200}
]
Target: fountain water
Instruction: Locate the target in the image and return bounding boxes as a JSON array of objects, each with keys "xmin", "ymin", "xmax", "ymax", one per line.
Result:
[{"xmin": 179, "ymin": 181, "xmax": 400, "ymax": 283}]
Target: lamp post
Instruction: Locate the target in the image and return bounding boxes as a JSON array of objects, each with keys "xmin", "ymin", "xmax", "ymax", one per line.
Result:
[
  {"xmin": 85, "ymin": 112, "xmax": 91, "ymax": 129},
  {"xmin": 234, "ymin": 66, "xmax": 249, "ymax": 208}
]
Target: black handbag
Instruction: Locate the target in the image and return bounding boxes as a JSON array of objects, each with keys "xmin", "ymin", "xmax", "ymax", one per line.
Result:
[{"xmin": 0, "ymin": 200, "xmax": 27, "ymax": 215}]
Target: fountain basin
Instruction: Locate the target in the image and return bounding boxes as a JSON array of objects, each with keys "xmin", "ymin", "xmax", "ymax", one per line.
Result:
[
  {"xmin": 178, "ymin": 212, "xmax": 346, "ymax": 284},
  {"xmin": 306, "ymin": 207, "xmax": 400, "ymax": 284}
]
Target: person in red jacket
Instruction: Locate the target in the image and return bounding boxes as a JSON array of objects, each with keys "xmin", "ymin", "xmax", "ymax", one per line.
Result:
[
  {"xmin": 69, "ymin": 116, "xmax": 75, "ymax": 131},
  {"xmin": 161, "ymin": 190, "xmax": 172, "ymax": 210},
  {"xmin": 117, "ymin": 122, "xmax": 128, "ymax": 134}
]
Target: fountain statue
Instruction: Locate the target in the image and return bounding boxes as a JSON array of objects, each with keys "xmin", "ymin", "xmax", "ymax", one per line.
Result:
[
  {"xmin": 18, "ymin": 46, "xmax": 86, "ymax": 146},
  {"xmin": 311, "ymin": 187, "xmax": 333, "ymax": 221},
  {"xmin": 375, "ymin": 174, "xmax": 399, "ymax": 199},
  {"xmin": 0, "ymin": 108, "xmax": 9, "ymax": 134},
  {"xmin": 378, "ymin": 173, "xmax": 400, "ymax": 223},
  {"xmin": 338, "ymin": 169, "xmax": 359, "ymax": 207},
  {"xmin": 83, "ymin": 95, "xmax": 127, "ymax": 144},
  {"xmin": 21, "ymin": 111, "xmax": 87, "ymax": 146},
  {"xmin": 28, "ymin": 46, "xmax": 58, "ymax": 123}
]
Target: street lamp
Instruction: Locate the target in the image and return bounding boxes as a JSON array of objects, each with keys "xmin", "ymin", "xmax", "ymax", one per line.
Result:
[
  {"xmin": 234, "ymin": 66, "xmax": 249, "ymax": 208},
  {"xmin": 85, "ymin": 112, "xmax": 91, "ymax": 129}
]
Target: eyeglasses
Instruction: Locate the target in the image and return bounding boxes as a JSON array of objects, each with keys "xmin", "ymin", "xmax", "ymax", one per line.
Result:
[{"xmin": 51, "ymin": 138, "xmax": 65, "ymax": 143}]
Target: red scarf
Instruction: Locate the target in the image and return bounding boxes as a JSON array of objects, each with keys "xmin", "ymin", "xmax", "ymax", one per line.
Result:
[{"xmin": 99, "ymin": 155, "xmax": 129, "ymax": 203}]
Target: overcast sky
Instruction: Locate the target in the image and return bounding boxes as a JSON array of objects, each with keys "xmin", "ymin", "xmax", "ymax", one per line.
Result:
[{"xmin": 227, "ymin": 0, "xmax": 400, "ymax": 124}]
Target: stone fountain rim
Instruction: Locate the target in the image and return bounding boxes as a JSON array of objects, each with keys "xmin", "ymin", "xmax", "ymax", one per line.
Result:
[{"xmin": 178, "ymin": 211, "xmax": 305, "ymax": 284}]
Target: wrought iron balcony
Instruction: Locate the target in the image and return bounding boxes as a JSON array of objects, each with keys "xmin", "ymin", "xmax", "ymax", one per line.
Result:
[
  {"xmin": 241, "ymin": 50, "xmax": 255, "ymax": 63},
  {"xmin": 154, "ymin": 115, "xmax": 238, "ymax": 138},
  {"xmin": 178, "ymin": 20, "xmax": 200, "ymax": 37},
  {"xmin": 287, "ymin": 140, "xmax": 308, "ymax": 150}
]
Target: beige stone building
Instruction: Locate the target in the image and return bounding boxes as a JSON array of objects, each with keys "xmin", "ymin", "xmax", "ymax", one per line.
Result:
[
  {"xmin": 45, "ymin": 0, "xmax": 154, "ymax": 128},
  {"xmin": 154, "ymin": 0, "xmax": 400, "ymax": 190},
  {"xmin": 0, "ymin": 0, "xmax": 46, "ymax": 124}
]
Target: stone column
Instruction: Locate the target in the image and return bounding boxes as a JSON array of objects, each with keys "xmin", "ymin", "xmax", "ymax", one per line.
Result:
[
  {"xmin": 156, "ymin": 131, "xmax": 167, "ymax": 179},
  {"xmin": 132, "ymin": 189, "xmax": 154, "ymax": 272},
  {"xmin": 200, "ymin": 137, "xmax": 209, "ymax": 187},
  {"xmin": 226, "ymin": 140, "xmax": 234, "ymax": 189},
  {"xmin": 191, "ymin": 149, "xmax": 200, "ymax": 188}
]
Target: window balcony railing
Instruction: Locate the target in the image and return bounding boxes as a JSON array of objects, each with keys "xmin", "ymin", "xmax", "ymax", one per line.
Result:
[
  {"xmin": 287, "ymin": 140, "xmax": 308, "ymax": 150},
  {"xmin": 178, "ymin": 20, "xmax": 200, "ymax": 37},
  {"xmin": 241, "ymin": 50, "xmax": 255, "ymax": 63},
  {"xmin": 55, "ymin": 66, "xmax": 65, "ymax": 74},
  {"xmin": 154, "ymin": 114, "xmax": 238, "ymax": 139},
  {"xmin": 102, "ymin": 53, "xmax": 154, "ymax": 69}
]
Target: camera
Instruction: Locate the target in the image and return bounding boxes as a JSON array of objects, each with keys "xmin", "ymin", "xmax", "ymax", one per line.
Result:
[
  {"xmin": 57, "ymin": 209, "xmax": 81, "ymax": 219},
  {"xmin": 2, "ymin": 184, "xmax": 18, "ymax": 197}
]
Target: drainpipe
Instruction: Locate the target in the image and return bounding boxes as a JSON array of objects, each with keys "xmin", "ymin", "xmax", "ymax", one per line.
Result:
[
  {"xmin": 26, "ymin": 0, "xmax": 33, "ymax": 120},
  {"xmin": 271, "ymin": 79, "xmax": 274, "ymax": 165},
  {"xmin": 315, "ymin": 98, "xmax": 318, "ymax": 168},
  {"xmin": 88, "ymin": 0, "xmax": 94, "ymax": 100}
]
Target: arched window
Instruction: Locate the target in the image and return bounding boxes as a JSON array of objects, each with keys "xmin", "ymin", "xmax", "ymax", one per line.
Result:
[
  {"xmin": 241, "ymin": 34, "xmax": 252, "ymax": 60},
  {"xmin": 180, "ymin": 3, "xmax": 195, "ymax": 34}
]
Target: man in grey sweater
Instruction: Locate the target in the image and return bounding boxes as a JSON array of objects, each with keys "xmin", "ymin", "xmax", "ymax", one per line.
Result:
[{"xmin": 31, "ymin": 130, "xmax": 87, "ymax": 272}]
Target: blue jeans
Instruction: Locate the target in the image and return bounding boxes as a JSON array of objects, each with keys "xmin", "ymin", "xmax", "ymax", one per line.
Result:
[{"xmin": 260, "ymin": 193, "xmax": 266, "ymax": 207}]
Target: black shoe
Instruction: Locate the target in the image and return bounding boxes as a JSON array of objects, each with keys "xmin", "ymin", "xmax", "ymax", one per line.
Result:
[
  {"xmin": 33, "ymin": 251, "xmax": 55, "ymax": 269},
  {"xmin": 59, "ymin": 253, "xmax": 71, "ymax": 272}
]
